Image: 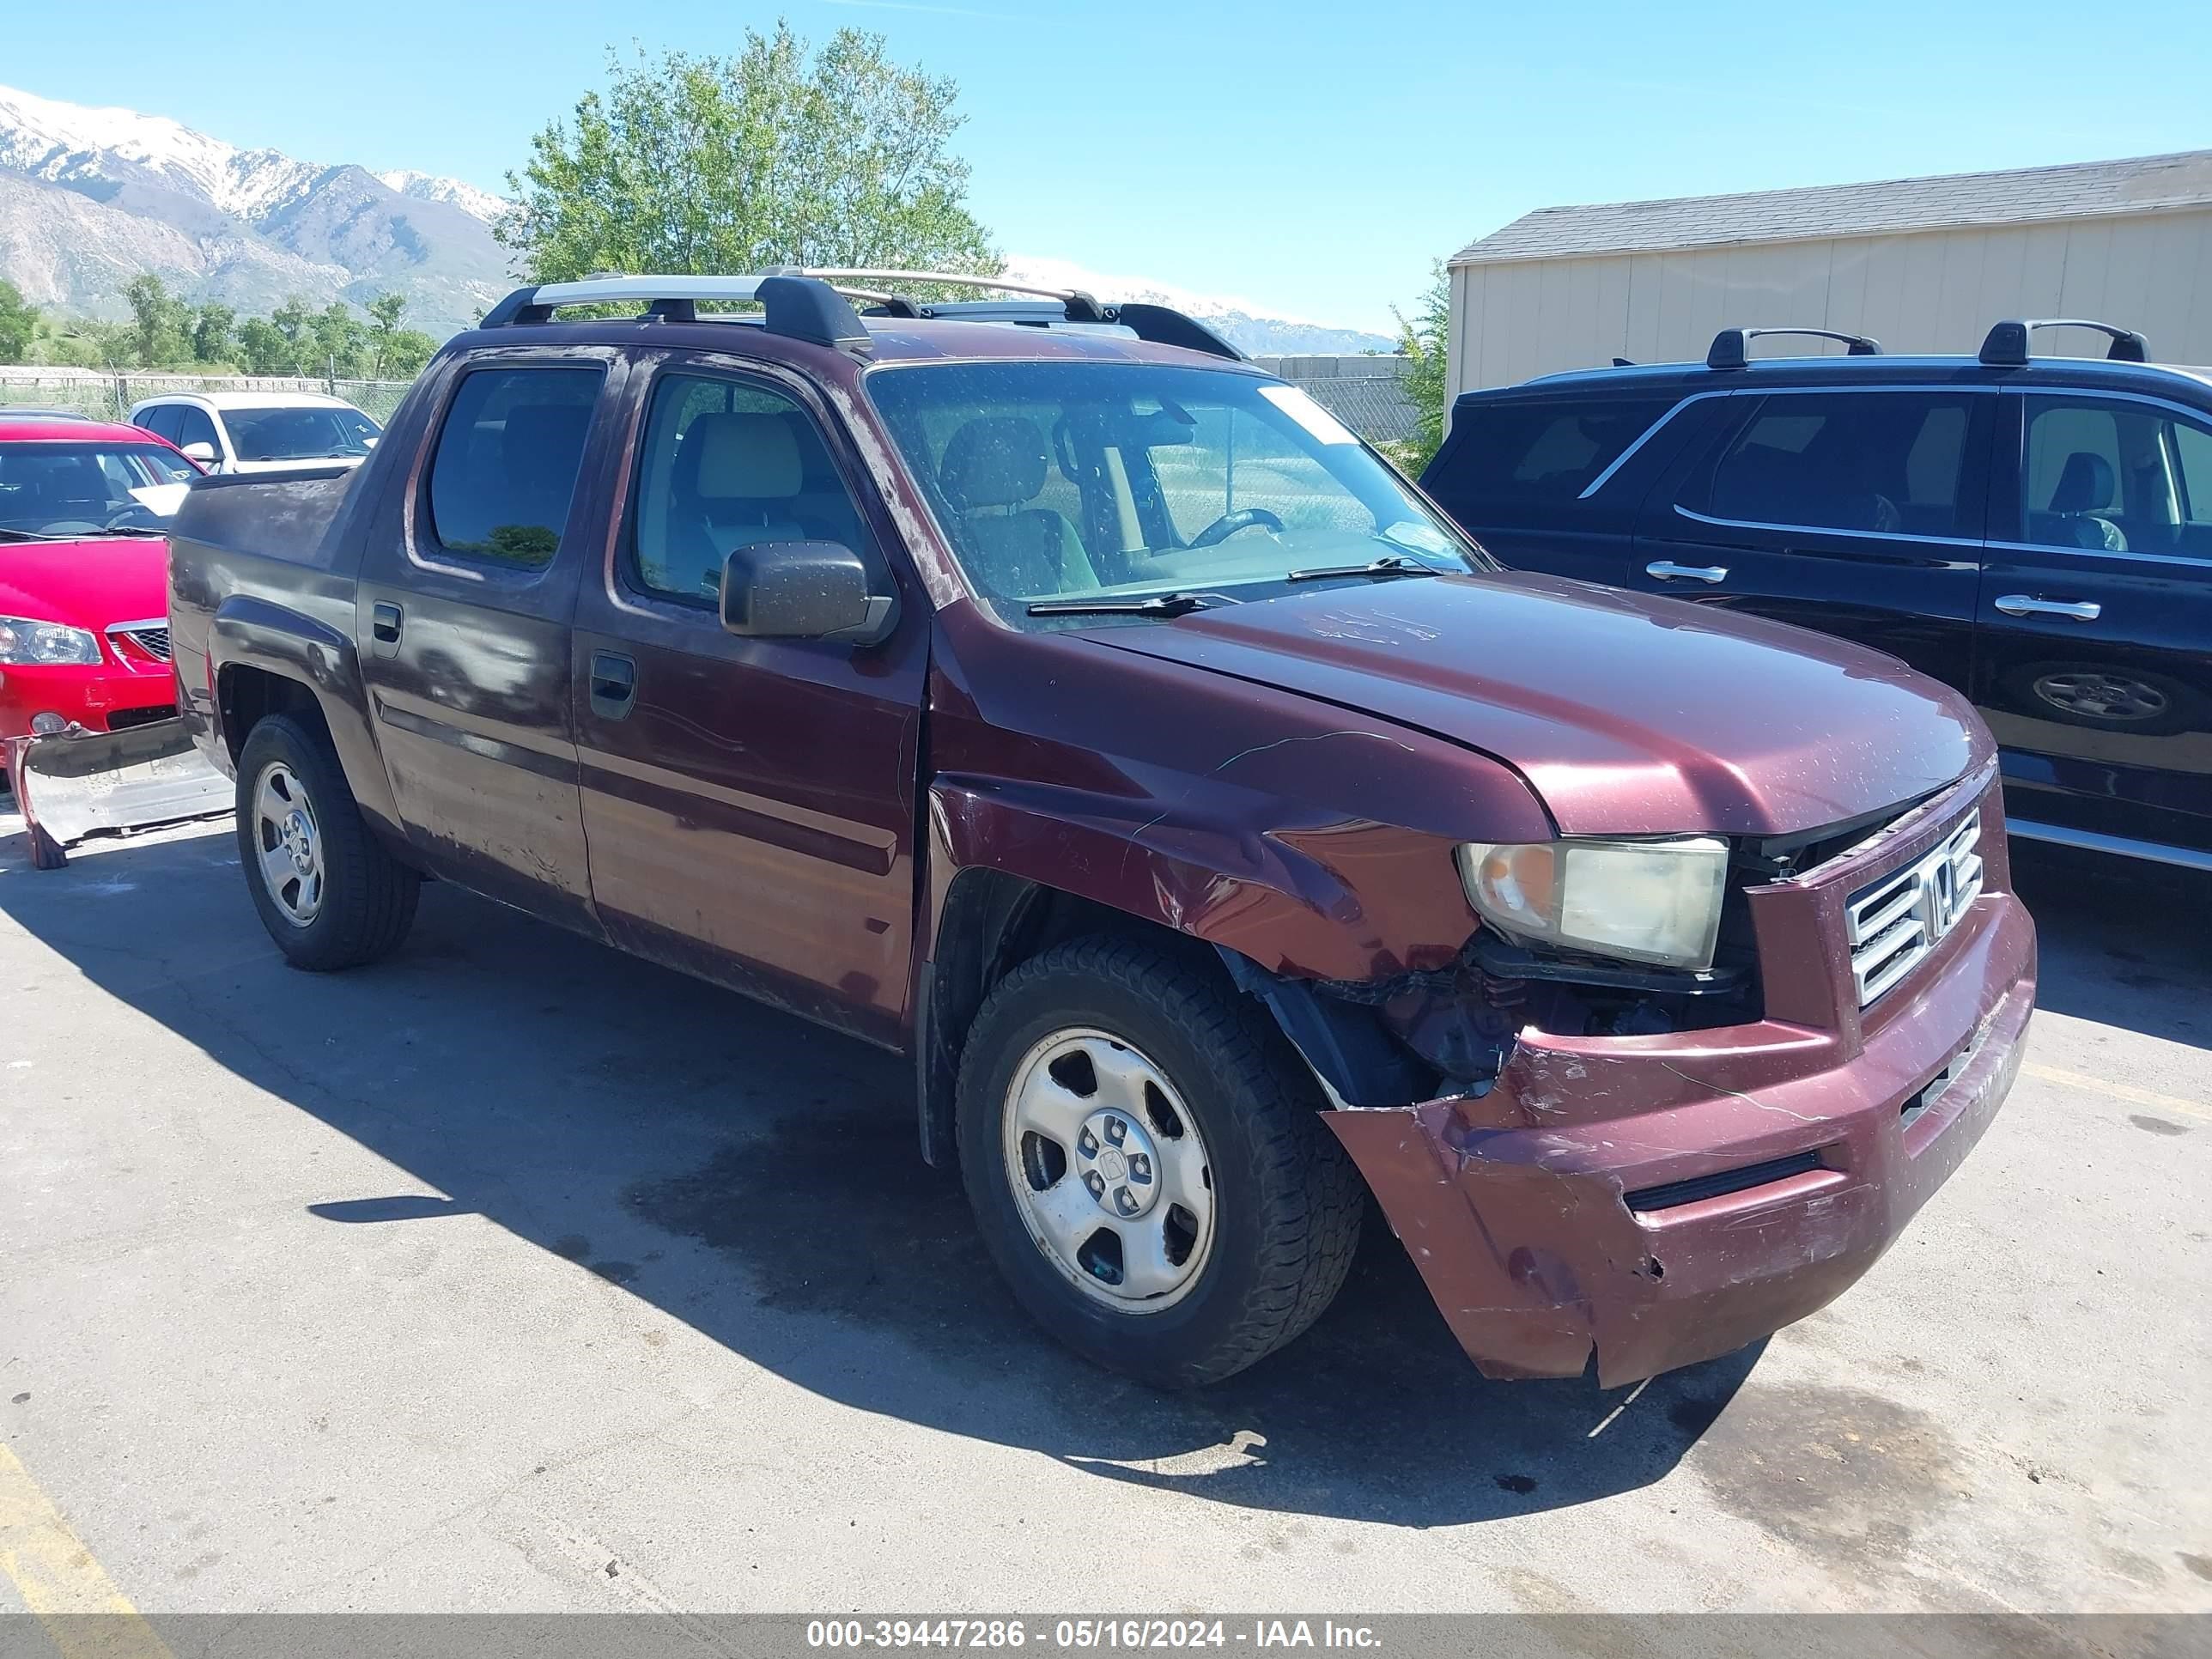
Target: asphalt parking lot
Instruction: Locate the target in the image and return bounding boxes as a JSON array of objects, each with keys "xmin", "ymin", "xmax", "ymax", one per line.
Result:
[{"xmin": 1, "ymin": 810, "xmax": 2207, "ymax": 1623}]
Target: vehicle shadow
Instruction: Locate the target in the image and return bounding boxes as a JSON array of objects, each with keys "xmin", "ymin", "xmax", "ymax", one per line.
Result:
[
  {"xmin": 2008, "ymin": 841, "xmax": 2211, "ymax": 1049},
  {"xmin": 2, "ymin": 823, "xmax": 1768, "ymax": 1528}
]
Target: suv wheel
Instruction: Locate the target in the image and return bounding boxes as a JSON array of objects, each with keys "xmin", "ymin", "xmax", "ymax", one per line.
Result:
[
  {"xmin": 957, "ymin": 935, "xmax": 1364, "ymax": 1387},
  {"xmin": 236, "ymin": 714, "xmax": 419, "ymax": 970}
]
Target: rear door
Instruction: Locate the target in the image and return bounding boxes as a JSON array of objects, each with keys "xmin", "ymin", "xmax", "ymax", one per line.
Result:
[
  {"xmin": 354, "ymin": 350, "xmax": 623, "ymax": 930},
  {"xmin": 1974, "ymin": 386, "xmax": 2212, "ymax": 857},
  {"xmin": 1627, "ymin": 386, "xmax": 1991, "ymax": 695},
  {"xmin": 570, "ymin": 352, "xmax": 927, "ymax": 1048},
  {"xmin": 1419, "ymin": 392, "xmax": 1694, "ymax": 586}
]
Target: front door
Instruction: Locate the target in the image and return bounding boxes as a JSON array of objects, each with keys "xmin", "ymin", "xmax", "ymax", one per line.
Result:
[
  {"xmin": 1629, "ymin": 387, "xmax": 1992, "ymax": 696},
  {"xmin": 1974, "ymin": 388, "xmax": 2212, "ymax": 857},
  {"xmin": 355, "ymin": 352, "xmax": 620, "ymax": 930},
  {"xmin": 571, "ymin": 354, "xmax": 927, "ymax": 1047}
]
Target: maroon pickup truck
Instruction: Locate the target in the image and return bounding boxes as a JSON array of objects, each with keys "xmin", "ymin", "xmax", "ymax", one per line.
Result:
[{"xmin": 166, "ymin": 271, "xmax": 2036, "ymax": 1389}]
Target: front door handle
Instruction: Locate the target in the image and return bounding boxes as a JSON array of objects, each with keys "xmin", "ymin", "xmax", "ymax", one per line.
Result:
[
  {"xmin": 369, "ymin": 601, "xmax": 403, "ymax": 656},
  {"xmin": 1994, "ymin": 594, "xmax": 2101, "ymax": 622},
  {"xmin": 589, "ymin": 651, "xmax": 637, "ymax": 720},
  {"xmin": 1646, "ymin": 561, "xmax": 1729, "ymax": 584}
]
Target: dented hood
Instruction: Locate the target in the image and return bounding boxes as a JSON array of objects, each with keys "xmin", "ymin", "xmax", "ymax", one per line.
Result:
[{"xmin": 1086, "ymin": 569, "xmax": 1985, "ymax": 837}]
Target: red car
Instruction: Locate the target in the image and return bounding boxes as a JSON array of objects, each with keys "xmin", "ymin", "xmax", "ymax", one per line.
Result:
[{"xmin": 0, "ymin": 414, "xmax": 200, "ymax": 741}]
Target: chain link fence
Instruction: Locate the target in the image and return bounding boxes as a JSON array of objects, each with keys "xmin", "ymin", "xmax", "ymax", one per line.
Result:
[
  {"xmin": 0, "ymin": 369, "xmax": 416, "ymax": 426},
  {"xmin": 1252, "ymin": 355, "xmax": 1419, "ymax": 450}
]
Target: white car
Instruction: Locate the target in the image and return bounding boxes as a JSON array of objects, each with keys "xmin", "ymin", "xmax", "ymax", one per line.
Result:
[{"xmin": 127, "ymin": 392, "xmax": 381, "ymax": 475}]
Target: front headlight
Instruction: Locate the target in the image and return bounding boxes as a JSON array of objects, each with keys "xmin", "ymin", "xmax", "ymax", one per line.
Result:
[
  {"xmin": 0, "ymin": 617, "xmax": 102, "ymax": 666},
  {"xmin": 1455, "ymin": 836, "xmax": 1729, "ymax": 970}
]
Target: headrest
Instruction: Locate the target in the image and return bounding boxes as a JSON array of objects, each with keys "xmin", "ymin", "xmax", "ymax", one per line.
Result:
[
  {"xmin": 940, "ymin": 416, "xmax": 1049, "ymax": 510},
  {"xmin": 2050, "ymin": 451, "xmax": 2116, "ymax": 514},
  {"xmin": 689, "ymin": 413, "xmax": 801, "ymax": 501}
]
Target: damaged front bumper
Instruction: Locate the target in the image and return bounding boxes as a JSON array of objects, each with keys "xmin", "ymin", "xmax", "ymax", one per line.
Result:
[
  {"xmin": 4, "ymin": 720, "xmax": 234, "ymax": 868},
  {"xmin": 1324, "ymin": 775, "xmax": 2038, "ymax": 1387}
]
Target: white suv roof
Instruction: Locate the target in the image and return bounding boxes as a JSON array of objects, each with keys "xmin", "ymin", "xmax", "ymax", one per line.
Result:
[{"xmin": 133, "ymin": 392, "xmax": 359, "ymax": 411}]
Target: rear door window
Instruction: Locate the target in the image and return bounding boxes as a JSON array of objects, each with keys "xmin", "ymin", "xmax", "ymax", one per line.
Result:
[
  {"xmin": 136, "ymin": 406, "xmax": 180, "ymax": 443},
  {"xmin": 1424, "ymin": 398, "xmax": 1675, "ymax": 523},
  {"xmin": 426, "ymin": 367, "xmax": 605, "ymax": 566},
  {"xmin": 1689, "ymin": 392, "xmax": 1975, "ymax": 538}
]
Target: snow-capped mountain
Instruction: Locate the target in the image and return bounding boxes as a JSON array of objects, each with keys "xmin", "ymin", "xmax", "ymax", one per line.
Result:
[
  {"xmin": 0, "ymin": 85, "xmax": 511, "ymax": 335},
  {"xmin": 375, "ymin": 169, "xmax": 514, "ymax": 228},
  {"xmin": 1000, "ymin": 256, "xmax": 1395, "ymax": 357}
]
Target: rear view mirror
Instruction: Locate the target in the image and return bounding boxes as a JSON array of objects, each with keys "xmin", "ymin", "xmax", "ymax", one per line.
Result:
[{"xmin": 720, "ymin": 541, "xmax": 895, "ymax": 644}]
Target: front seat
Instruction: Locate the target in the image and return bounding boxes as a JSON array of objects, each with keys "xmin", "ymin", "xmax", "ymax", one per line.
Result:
[
  {"xmin": 660, "ymin": 412, "xmax": 809, "ymax": 596},
  {"xmin": 937, "ymin": 416, "xmax": 1099, "ymax": 599},
  {"xmin": 2037, "ymin": 451, "xmax": 2128, "ymax": 552}
]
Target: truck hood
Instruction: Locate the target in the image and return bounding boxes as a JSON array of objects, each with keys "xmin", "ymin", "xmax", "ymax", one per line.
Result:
[
  {"xmin": 1085, "ymin": 570, "xmax": 1985, "ymax": 837},
  {"xmin": 0, "ymin": 535, "xmax": 169, "ymax": 631}
]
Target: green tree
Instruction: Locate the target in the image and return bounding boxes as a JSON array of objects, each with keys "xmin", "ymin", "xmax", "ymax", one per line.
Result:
[
  {"xmin": 269, "ymin": 296, "xmax": 316, "ymax": 374},
  {"xmin": 123, "ymin": 274, "xmax": 191, "ymax": 368},
  {"xmin": 234, "ymin": 317, "xmax": 295, "ymax": 375},
  {"xmin": 310, "ymin": 301, "xmax": 369, "ymax": 378},
  {"xmin": 501, "ymin": 26, "xmax": 998, "ymax": 283},
  {"xmin": 190, "ymin": 301, "xmax": 236, "ymax": 366},
  {"xmin": 1390, "ymin": 263, "xmax": 1452, "ymax": 472},
  {"xmin": 380, "ymin": 328, "xmax": 439, "ymax": 380},
  {"xmin": 0, "ymin": 279, "xmax": 38, "ymax": 363},
  {"xmin": 364, "ymin": 292, "xmax": 410, "ymax": 377}
]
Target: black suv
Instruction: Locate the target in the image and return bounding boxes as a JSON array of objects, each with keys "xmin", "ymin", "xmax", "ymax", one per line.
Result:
[{"xmin": 1420, "ymin": 319, "xmax": 2212, "ymax": 871}]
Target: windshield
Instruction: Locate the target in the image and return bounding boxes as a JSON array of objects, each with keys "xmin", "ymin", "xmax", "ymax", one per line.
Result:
[
  {"xmin": 0, "ymin": 442, "xmax": 199, "ymax": 536},
  {"xmin": 225, "ymin": 404, "xmax": 381, "ymax": 462},
  {"xmin": 865, "ymin": 361, "xmax": 1486, "ymax": 625}
]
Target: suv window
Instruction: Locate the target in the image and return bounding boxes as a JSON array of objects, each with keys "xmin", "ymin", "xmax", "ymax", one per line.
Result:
[
  {"xmin": 2022, "ymin": 395, "xmax": 2212, "ymax": 558},
  {"xmin": 1692, "ymin": 392, "xmax": 1974, "ymax": 538},
  {"xmin": 174, "ymin": 405, "xmax": 220, "ymax": 452},
  {"xmin": 1424, "ymin": 398, "xmax": 1675, "ymax": 521},
  {"xmin": 136, "ymin": 406, "xmax": 180, "ymax": 443},
  {"xmin": 426, "ymin": 367, "xmax": 603, "ymax": 566},
  {"xmin": 629, "ymin": 371, "xmax": 873, "ymax": 605}
]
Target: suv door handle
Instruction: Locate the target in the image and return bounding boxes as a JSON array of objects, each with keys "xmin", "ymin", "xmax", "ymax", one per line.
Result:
[
  {"xmin": 589, "ymin": 651, "xmax": 637, "ymax": 720},
  {"xmin": 1646, "ymin": 561, "xmax": 1729, "ymax": 584},
  {"xmin": 1994, "ymin": 595, "xmax": 2101, "ymax": 622},
  {"xmin": 369, "ymin": 601, "xmax": 403, "ymax": 655}
]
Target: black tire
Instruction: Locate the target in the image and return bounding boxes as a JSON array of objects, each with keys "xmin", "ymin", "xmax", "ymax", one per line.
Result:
[
  {"xmin": 957, "ymin": 934, "xmax": 1364, "ymax": 1388},
  {"xmin": 235, "ymin": 714, "xmax": 418, "ymax": 970}
]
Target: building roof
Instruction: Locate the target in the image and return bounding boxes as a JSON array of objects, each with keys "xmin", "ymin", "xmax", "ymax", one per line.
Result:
[{"xmin": 1452, "ymin": 149, "xmax": 2212, "ymax": 267}]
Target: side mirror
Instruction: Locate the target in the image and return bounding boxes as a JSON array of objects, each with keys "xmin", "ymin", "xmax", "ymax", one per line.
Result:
[
  {"xmin": 180, "ymin": 442, "xmax": 219, "ymax": 465},
  {"xmin": 720, "ymin": 541, "xmax": 895, "ymax": 644}
]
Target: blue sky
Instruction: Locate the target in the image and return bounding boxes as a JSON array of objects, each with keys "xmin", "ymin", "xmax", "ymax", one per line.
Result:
[{"xmin": 6, "ymin": 0, "xmax": 2208, "ymax": 332}]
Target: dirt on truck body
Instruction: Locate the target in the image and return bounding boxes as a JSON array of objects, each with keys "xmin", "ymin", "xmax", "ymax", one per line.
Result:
[{"xmin": 162, "ymin": 270, "xmax": 2035, "ymax": 1388}]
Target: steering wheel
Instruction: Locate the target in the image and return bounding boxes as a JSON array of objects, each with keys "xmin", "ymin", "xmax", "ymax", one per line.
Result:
[
  {"xmin": 103, "ymin": 507, "xmax": 158, "ymax": 532},
  {"xmin": 1188, "ymin": 507, "xmax": 1285, "ymax": 548}
]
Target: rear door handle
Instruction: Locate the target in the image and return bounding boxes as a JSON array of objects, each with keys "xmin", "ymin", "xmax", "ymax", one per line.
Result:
[
  {"xmin": 1994, "ymin": 594, "xmax": 2101, "ymax": 621},
  {"xmin": 369, "ymin": 601, "xmax": 403, "ymax": 656},
  {"xmin": 1646, "ymin": 561, "xmax": 1729, "ymax": 584},
  {"xmin": 589, "ymin": 651, "xmax": 637, "ymax": 720}
]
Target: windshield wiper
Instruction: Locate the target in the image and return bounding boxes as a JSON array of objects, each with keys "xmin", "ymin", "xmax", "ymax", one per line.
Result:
[
  {"xmin": 1026, "ymin": 592, "xmax": 1218, "ymax": 618},
  {"xmin": 1285, "ymin": 553, "xmax": 1443, "ymax": 584},
  {"xmin": 0, "ymin": 526, "xmax": 93, "ymax": 542}
]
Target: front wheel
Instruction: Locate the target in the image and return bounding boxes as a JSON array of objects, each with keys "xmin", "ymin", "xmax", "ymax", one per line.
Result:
[
  {"xmin": 957, "ymin": 935, "xmax": 1364, "ymax": 1387},
  {"xmin": 236, "ymin": 714, "xmax": 419, "ymax": 970}
]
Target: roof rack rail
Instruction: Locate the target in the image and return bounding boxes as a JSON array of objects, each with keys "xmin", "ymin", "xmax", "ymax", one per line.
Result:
[
  {"xmin": 1707, "ymin": 326, "xmax": 1881, "ymax": 369},
  {"xmin": 793, "ymin": 267, "xmax": 1246, "ymax": 362},
  {"xmin": 477, "ymin": 273, "xmax": 872, "ymax": 351},
  {"xmin": 1978, "ymin": 318, "xmax": 2148, "ymax": 368}
]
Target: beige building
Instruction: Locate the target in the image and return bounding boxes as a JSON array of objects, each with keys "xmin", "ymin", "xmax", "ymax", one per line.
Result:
[{"xmin": 1446, "ymin": 150, "xmax": 2212, "ymax": 399}]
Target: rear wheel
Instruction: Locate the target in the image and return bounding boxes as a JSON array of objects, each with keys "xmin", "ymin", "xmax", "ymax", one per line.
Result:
[
  {"xmin": 957, "ymin": 935, "xmax": 1364, "ymax": 1387},
  {"xmin": 236, "ymin": 714, "xmax": 418, "ymax": 970}
]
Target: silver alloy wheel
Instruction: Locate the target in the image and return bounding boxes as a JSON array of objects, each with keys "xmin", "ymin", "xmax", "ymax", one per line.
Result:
[
  {"xmin": 1001, "ymin": 1027, "xmax": 1216, "ymax": 1313},
  {"xmin": 252, "ymin": 762, "xmax": 325, "ymax": 927},
  {"xmin": 2035, "ymin": 671, "xmax": 2169, "ymax": 722}
]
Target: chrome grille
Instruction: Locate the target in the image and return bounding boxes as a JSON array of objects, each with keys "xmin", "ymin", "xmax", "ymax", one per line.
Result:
[
  {"xmin": 1845, "ymin": 811, "xmax": 1984, "ymax": 1008},
  {"xmin": 109, "ymin": 623, "xmax": 173, "ymax": 662}
]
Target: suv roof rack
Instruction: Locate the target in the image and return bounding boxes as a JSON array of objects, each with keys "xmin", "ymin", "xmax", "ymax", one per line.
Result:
[
  {"xmin": 476, "ymin": 267, "xmax": 1248, "ymax": 363},
  {"xmin": 793, "ymin": 267, "xmax": 1246, "ymax": 362},
  {"xmin": 1978, "ymin": 317, "xmax": 2148, "ymax": 368},
  {"xmin": 1707, "ymin": 326, "xmax": 1882, "ymax": 369},
  {"xmin": 478, "ymin": 273, "xmax": 872, "ymax": 350}
]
